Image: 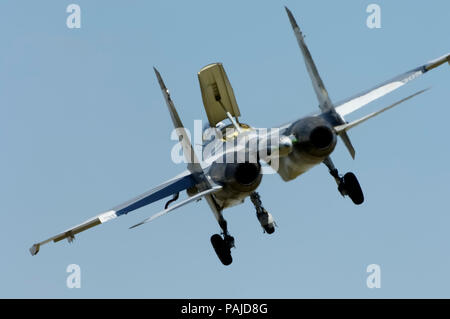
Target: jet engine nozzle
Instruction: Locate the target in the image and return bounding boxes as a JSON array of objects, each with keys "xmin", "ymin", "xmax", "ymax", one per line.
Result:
[
  {"xmin": 209, "ymin": 161, "xmax": 263, "ymax": 194},
  {"xmin": 291, "ymin": 116, "xmax": 337, "ymax": 158}
]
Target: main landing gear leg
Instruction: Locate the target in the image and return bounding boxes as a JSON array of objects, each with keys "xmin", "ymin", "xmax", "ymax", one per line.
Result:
[
  {"xmin": 323, "ymin": 157, "xmax": 364, "ymax": 205},
  {"xmin": 210, "ymin": 213, "xmax": 234, "ymax": 266}
]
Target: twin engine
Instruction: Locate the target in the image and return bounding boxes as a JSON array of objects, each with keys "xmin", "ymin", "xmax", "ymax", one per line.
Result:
[
  {"xmin": 207, "ymin": 161, "xmax": 263, "ymax": 208},
  {"xmin": 278, "ymin": 116, "xmax": 337, "ymax": 181},
  {"xmin": 199, "ymin": 115, "xmax": 337, "ymax": 204}
]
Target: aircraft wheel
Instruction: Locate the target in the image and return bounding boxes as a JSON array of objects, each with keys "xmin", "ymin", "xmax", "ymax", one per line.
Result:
[
  {"xmin": 210, "ymin": 234, "xmax": 233, "ymax": 266},
  {"xmin": 263, "ymin": 225, "xmax": 275, "ymax": 234},
  {"xmin": 341, "ymin": 172, "xmax": 364, "ymax": 205}
]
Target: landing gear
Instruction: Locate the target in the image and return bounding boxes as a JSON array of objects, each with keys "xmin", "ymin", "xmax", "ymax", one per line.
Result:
[
  {"xmin": 323, "ymin": 157, "xmax": 364, "ymax": 205},
  {"xmin": 250, "ymin": 192, "xmax": 276, "ymax": 234},
  {"xmin": 339, "ymin": 172, "xmax": 364, "ymax": 205},
  {"xmin": 210, "ymin": 214, "xmax": 235, "ymax": 266},
  {"xmin": 210, "ymin": 234, "xmax": 233, "ymax": 266},
  {"xmin": 209, "ymin": 192, "xmax": 275, "ymax": 266}
]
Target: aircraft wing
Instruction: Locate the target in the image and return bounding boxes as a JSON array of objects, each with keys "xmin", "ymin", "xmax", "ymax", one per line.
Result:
[
  {"xmin": 335, "ymin": 53, "xmax": 450, "ymax": 117},
  {"xmin": 334, "ymin": 88, "xmax": 430, "ymax": 133},
  {"xmin": 29, "ymin": 170, "xmax": 197, "ymax": 255},
  {"xmin": 129, "ymin": 185, "xmax": 223, "ymax": 229}
]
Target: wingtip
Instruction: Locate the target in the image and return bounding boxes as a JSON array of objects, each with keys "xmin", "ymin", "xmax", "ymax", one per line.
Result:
[
  {"xmin": 284, "ymin": 6, "xmax": 299, "ymax": 29},
  {"xmin": 153, "ymin": 66, "xmax": 167, "ymax": 90},
  {"xmin": 29, "ymin": 244, "xmax": 40, "ymax": 256},
  {"xmin": 129, "ymin": 223, "xmax": 142, "ymax": 230},
  {"xmin": 129, "ymin": 216, "xmax": 153, "ymax": 229},
  {"xmin": 284, "ymin": 6, "xmax": 291, "ymax": 14}
]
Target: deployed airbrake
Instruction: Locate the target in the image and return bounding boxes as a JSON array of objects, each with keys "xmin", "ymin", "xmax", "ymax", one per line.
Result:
[{"xmin": 30, "ymin": 7, "xmax": 449, "ymax": 265}]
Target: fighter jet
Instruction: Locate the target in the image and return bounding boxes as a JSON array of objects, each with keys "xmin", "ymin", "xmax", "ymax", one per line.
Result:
[{"xmin": 30, "ymin": 7, "xmax": 449, "ymax": 265}]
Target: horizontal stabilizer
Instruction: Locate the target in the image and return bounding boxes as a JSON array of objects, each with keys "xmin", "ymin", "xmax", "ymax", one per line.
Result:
[
  {"xmin": 340, "ymin": 131, "xmax": 356, "ymax": 159},
  {"xmin": 334, "ymin": 88, "xmax": 430, "ymax": 133}
]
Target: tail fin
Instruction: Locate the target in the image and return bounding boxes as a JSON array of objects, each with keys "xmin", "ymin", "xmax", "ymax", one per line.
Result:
[
  {"xmin": 285, "ymin": 7, "xmax": 356, "ymax": 158},
  {"xmin": 285, "ymin": 7, "xmax": 333, "ymax": 112},
  {"xmin": 153, "ymin": 67, "xmax": 203, "ymax": 174}
]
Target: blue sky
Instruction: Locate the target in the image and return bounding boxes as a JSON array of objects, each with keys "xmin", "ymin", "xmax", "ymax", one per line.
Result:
[{"xmin": 1, "ymin": 0, "xmax": 449, "ymax": 298}]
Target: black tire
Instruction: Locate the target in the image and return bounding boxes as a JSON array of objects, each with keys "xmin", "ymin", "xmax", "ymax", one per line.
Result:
[
  {"xmin": 264, "ymin": 225, "xmax": 275, "ymax": 234},
  {"xmin": 210, "ymin": 234, "xmax": 233, "ymax": 266},
  {"xmin": 343, "ymin": 172, "xmax": 364, "ymax": 205}
]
